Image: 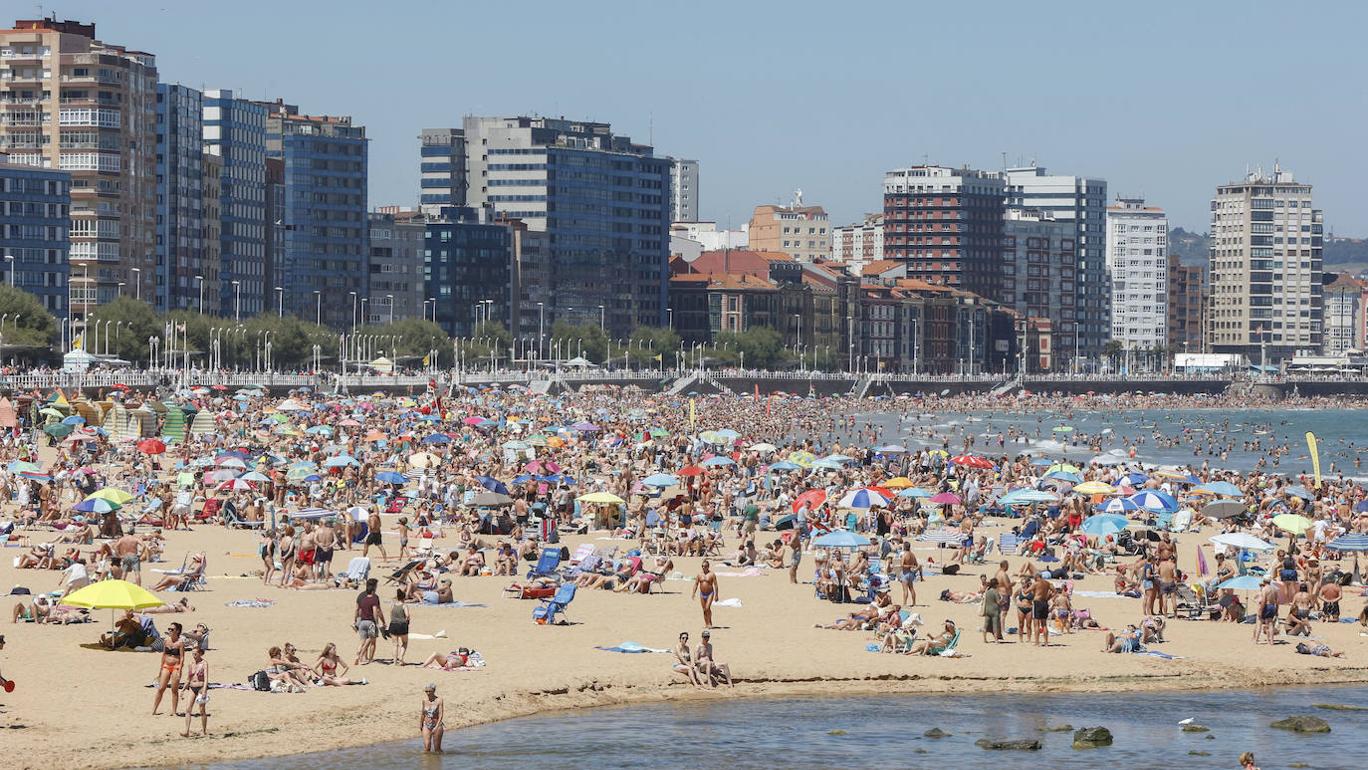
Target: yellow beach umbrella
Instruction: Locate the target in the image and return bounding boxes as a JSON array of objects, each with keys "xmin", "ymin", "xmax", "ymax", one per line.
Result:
[
  {"xmin": 578, "ymin": 492, "xmax": 625, "ymax": 505},
  {"xmin": 86, "ymin": 488, "xmax": 134, "ymax": 505},
  {"xmin": 408, "ymin": 451, "xmax": 440, "ymax": 469},
  {"xmin": 883, "ymin": 477, "xmax": 915, "ymax": 489},
  {"xmin": 61, "ymin": 579, "xmax": 164, "ymax": 610},
  {"xmin": 1072, "ymin": 481, "xmax": 1116, "ymax": 495},
  {"xmin": 1272, "ymin": 513, "xmax": 1312, "ymax": 536}
]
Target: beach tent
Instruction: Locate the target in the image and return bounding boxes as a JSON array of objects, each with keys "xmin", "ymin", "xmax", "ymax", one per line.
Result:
[
  {"xmin": 61, "ymin": 348, "xmax": 94, "ymax": 372},
  {"xmin": 161, "ymin": 403, "xmax": 186, "ymax": 443},
  {"xmin": 130, "ymin": 405, "xmax": 158, "ymax": 437},
  {"xmin": 71, "ymin": 400, "xmax": 103, "ymax": 427},
  {"xmin": 104, "ymin": 404, "xmax": 131, "ymax": 443},
  {"xmin": 368, "ymin": 356, "xmax": 395, "ymax": 374},
  {"xmin": 188, "ymin": 410, "xmax": 216, "ymax": 436},
  {"xmin": 0, "ymin": 397, "xmax": 15, "ymax": 430}
]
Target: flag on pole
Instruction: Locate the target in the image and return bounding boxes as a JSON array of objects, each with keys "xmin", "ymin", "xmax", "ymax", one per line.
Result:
[
  {"xmin": 71, "ymin": 333, "xmax": 84, "ymax": 350},
  {"xmin": 688, "ymin": 398, "xmax": 696, "ymax": 429},
  {"xmin": 1306, "ymin": 432, "xmax": 1322, "ymax": 488}
]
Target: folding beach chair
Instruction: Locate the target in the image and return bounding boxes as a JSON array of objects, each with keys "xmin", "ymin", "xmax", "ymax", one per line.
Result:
[
  {"xmin": 527, "ymin": 547, "xmax": 563, "ymax": 580},
  {"xmin": 996, "ymin": 533, "xmax": 1022, "ymax": 555},
  {"xmin": 224, "ymin": 508, "xmax": 265, "ymax": 529},
  {"xmin": 335, "ymin": 556, "xmax": 371, "ymax": 588},
  {"xmin": 532, "ymin": 582, "xmax": 577, "ymax": 624},
  {"xmin": 384, "ymin": 558, "xmax": 425, "ymax": 586}
]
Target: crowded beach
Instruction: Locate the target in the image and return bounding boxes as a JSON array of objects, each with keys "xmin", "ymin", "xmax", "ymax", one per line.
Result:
[{"xmin": 0, "ymin": 382, "xmax": 1366, "ymax": 767}]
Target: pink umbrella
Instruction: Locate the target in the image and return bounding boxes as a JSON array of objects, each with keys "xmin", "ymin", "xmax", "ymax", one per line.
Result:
[
  {"xmin": 216, "ymin": 478, "xmax": 256, "ymax": 492},
  {"xmin": 462, "ymin": 416, "xmax": 486, "ymax": 426},
  {"xmin": 928, "ymin": 492, "xmax": 962, "ymax": 505}
]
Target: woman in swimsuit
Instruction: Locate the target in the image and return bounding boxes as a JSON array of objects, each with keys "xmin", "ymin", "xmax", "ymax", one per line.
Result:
[
  {"xmin": 313, "ymin": 642, "xmax": 367, "ymax": 686},
  {"xmin": 388, "ymin": 589, "xmax": 411, "ymax": 666},
  {"xmin": 420, "ymin": 683, "xmax": 445, "ymax": 753},
  {"xmin": 1015, "ymin": 579, "xmax": 1034, "ymax": 643},
  {"xmin": 181, "ymin": 646, "xmax": 209, "ymax": 737},
  {"xmin": 152, "ymin": 621, "xmax": 185, "ymax": 716},
  {"xmin": 259, "ymin": 530, "xmax": 277, "ymax": 585},
  {"xmin": 277, "ymin": 525, "xmax": 296, "ymax": 588}
]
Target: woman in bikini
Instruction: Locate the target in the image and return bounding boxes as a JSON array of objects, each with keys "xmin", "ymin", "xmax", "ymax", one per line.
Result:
[
  {"xmin": 277, "ymin": 525, "xmax": 296, "ymax": 588},
  {"xmin": 152, "ymin": 621, "xmax": 186, "ymax": 716},
  {"xmin": 420, "ymin": 683, "xmax": 445, "ymax": 753},
  {"xmin": 181, "ymin": 646, "xmax": 209, "ymax": 737},
  {"xmin": 313, "ymin": 642, "xmax": 367, "ymax": 686},
  {"xmin": 259, "ymin": 529, "xmax": 277, "ymax": 585}
]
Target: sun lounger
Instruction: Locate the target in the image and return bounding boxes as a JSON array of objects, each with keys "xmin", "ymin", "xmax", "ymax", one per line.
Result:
[
  {"xmin": 223, "ymin": 508, "xmax": 264, "ymax": 529},
  {"xmin": 334, "ymin": 556, "xmax": 371, "ymax": 588},
  {"xmin": 928, "ymin": 628, "xmax": 961, "ymax": 656},
  {"xmin": 527, "ymin": 547, "xmax": 562, "ymax": 579},
  {"xmin": 996, "ymin": 534, "xmax": 1022, "ymax": 555},
  {"xmin": 532, "ymin": 582, "xmax": 576, "ymax": 625}
]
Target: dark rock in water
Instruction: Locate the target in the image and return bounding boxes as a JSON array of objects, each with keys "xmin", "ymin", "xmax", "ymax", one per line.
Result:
[
  {"xmin": 826, "ymin": 729, "xmax": 847, "ymax": 736},
  {"xmin": 1040, "ymin": 724, "xmax": 1074, "ymax": 732},
  {"xmin": 975, "ymin": 738, "xmax": 1042, "ymax": 751},
  {"xmin": 1188, "ymin": 751, "xmax": 1211, "ymax": 756},
  {"xmin": 1072, "ymin": 726, "xmax": 1114, "ymax": 749},
  {"xmin": 1270, "ymin": 716, "xmax": 1331, "ymax": 733},
  {"xmin": 914, "ymin": 748, "xmax": 929, "ymax": 754},
  {"xmin": 923, "ymin": 728, "xmax": 950, "ymax": 739},
  {"xmin": 1181, "ymin": 724, "xmax": 1210, "ymax": 732},
  {"xmin": 1288, "ymin": 763, "xmax": 1310, "ymax": 768}
]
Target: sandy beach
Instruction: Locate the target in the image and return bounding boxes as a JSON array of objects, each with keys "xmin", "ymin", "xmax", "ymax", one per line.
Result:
[{"xmin": 3, "ymin": 513, "xmax": 1365, "ymax": 769}]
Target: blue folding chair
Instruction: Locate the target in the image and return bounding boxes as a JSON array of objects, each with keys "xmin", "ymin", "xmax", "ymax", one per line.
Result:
[
  {"xmin": 532, "ymin": 583, "xmax": 577, "ymax": 624},
  {"xmin": 527, "ymin": 547, "xmax": 562, "ymax": 579}
]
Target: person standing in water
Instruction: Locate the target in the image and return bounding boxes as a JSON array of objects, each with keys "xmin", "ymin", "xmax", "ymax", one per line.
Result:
[{"xmin": 421, "ymin": 683, "xmax": 445, "ymax": 752}]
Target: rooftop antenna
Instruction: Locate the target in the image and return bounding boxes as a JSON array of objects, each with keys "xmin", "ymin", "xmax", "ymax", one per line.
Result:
[
  {"xmin": 648, "ymin": 112, "xmax": 653, "ymax": 146},
  {"xmin": 1001, "ymin": 151, "xmax": 1007, "ymax": 172}
]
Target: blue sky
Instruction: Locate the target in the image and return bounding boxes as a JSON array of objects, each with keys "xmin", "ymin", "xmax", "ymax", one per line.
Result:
[{"xmin": 34, "ymin": 0, "xmax": 1368, "ymax": 233}]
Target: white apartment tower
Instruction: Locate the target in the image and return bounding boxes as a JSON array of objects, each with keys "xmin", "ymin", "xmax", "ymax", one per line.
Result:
[
  {"xmin": 830, "ymin": 213, "xmax": 884, "ymax": 275},
  {"xmin": 669, "ymin": 158, "xmax": 698, "ymax": 222},
  {"xmin": 1104, "ymin": 198, "xmax": 1168, "ymax": 351},
  {"xmin": 1207, "ymin": 166, "xmax": 1323, "ymax": 363}
]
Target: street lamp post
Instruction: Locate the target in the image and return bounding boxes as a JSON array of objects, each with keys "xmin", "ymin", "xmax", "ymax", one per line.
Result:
[
  {"xmin": 195, "ymin": 275, "xmax": 204, "ymax": 314},
  {"xmin": 130, "ymin": 267, "xmax": 141, "ymax": 301},
  {"xmin": 232, "ymin": 280, "xmax": 241, "ymax": 321},
  {"xmin": 386, "ymin": 294, "xmax": 394, "ymax": 325},
  {"xmin": 275, "ymin": 286, "xmax": 284, "ymax": 318},
  {"xmin": 537, "ymin": 302, "xmax": 545, "ymax": 361},
  {"xmin": 117, "ymin": 281, "xmax": 125, "ymax": 297},
  {"xmin": 598, "ymin": 304, "xmax": 605, "ymax": 332},
  {"xmin": 313, "ymin": 290, "xmax": 322, "ymax": 327},
  {"xmin": 4, "ymin": 254, "xmax": 13, "ymax": 286}
]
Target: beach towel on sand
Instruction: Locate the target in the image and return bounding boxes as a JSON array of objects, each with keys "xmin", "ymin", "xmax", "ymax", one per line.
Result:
[
  {"xmin": 595, "ymin": 641, "xmax": 669, "ymax": 654},
  {"xmin": 225, "ymin": 599, "xmax": 275, "ymax": 608},
  {"xmin": 713, "ymin": 597, "xmax": 743, "ymax": 608}
]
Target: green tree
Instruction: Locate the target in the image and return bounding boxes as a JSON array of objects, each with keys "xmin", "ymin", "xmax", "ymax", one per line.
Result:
[
  {"xmin": 354, "ymin": 318, "xmax": 450, "ymax": 366},
  {"xmin": 716, "ymin": 327, "xmax": 788, "ymax": 369},
  {"xmin": 0, "ymin": 285, "xmax": 58, "ymax": 356},
  {"xmin": 618, "ymin": 325, "xmax": 680, "ymax": 368},
  {"xmin": 549, "ymin": 320, "xmax": 608, "ymax": 363},
  {"xmin": 84, "ymin": 297, "xmax": 160, "ymax": 363}
]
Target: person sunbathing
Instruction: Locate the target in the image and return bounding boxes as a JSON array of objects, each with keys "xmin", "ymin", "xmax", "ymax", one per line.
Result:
[
  {"xmin": 15, "ymin": 594, "xmax": 84, "ymax": 625},
  {"xmin": 457, "ymin": 545, "xmax": 485, "ymax": 577},
  {"xmin": 421, "ymin": 648, "xmax": 475, "ymax": 670},
  {"xmin": 54, "ymin": 523, "xmax": 96, "ymax": 544},
  {"xmin": 1295, "ymin": 641, "xmax": 1345, "ymax": 658},
  {"xmin": 907, "ymin": 619, "xmax": 958, "ymax": 655},
  {"xmin": 1102, "ymin": 625, "xmax": 1143, "ymax": 653},
  {"xmin": 141, "ymin": 597, "xmax": 196, "ymax": 614},
  {"xmin": 15, "ymin": 545, "xmax": 55, "ymax": 570},
  {"xmin": 938, "ymin": 588, "xmax": 983, "ymax": 604},
  {"xmin": 148, "ymin": 553, "xmax": 205, "ymax": 592},
  {"xmin": 313, "ymin": 642, "xmax": 367, "ymax": 685},
  {"xmin": 492, "ymin": 542, "xmax": 517, "ymax": 576},
  {"xmin": 615, "ymin": 554, "xmax": 672, "ymax": 594},
  {"xmin": 266, "ymin": 645, "xmax": 314, "ymax": 688}
]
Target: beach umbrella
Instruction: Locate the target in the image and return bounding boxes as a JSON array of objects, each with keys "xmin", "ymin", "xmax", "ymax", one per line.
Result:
[
  {"xmin": 62, "ymin": 415, "xmax": 85, "ymax": 425},
  {"xmin": 578, "ymin": 491, "xmax": 625, "ymax": 505},
  {"xmin": 822, "ymin": 454, "xmax": 855, "ymax": 465},
  {"xmin": 792, "ymin": 489, "xmax": 827, "ymax": 513},
  {"xmin": 1201, "ymin": 499, "xmax": 1246, "ymax": 519},
  {"xmin": 19, "ymin": 471, "xmax": 52, "ymax": 484},
  {"xmin": 408, "ymin": 451, "xmax": 440, "ymax": 469},
  {"xmin": 375, "ymin": 471, "xmax": 408, "ymax": 485},
  {"xmin": 61, "ymin": 580, "xmax": 164, "ymax": 611},
  {"xmin": 715, "ymin": 428, "xmax": 740, "ymax": 441},
  {"xmin": 1046, "ymin": 463, "xmax": 1081, "ymax": 475},
  {"xmin": 898, "ymin": 487, "xmax": 932, "ymax": 499},
  {"xmin": 136, "ymin": 438, "xmax": 167, "ymax": 455},
  {"xmin": 1080, "ymin": 514, "xmax": 1129, "ymax": 537},
  {"xmin": 217, "ymin": 478, "xmax": 256, "ymax": 492},
  {"xmin": 502, "ymin": 440, "xmax": 530, "ymax": 451},
  {"xmin": 1095, "ymin": 497, "xmax": 1140, "ymax": 514},
  {"xmin": 1045, "ymin": 470, "xmax": 1083, "ymax": 484},
  {"xmin": 1002, "ymin": 489, "xmax": 1059, "ymax": 505},
  {"xmin": 677, "ymin": 465, "xmax": 704, "ymax": 477},
  {"xmin": 1271, "ymin": 513, "xmax": 1312, "ymax": 536},
  {"xmin": 810, "ymin": 459, "xmax": 844, "ymax": 471},
  {"xmin": 787, "ymin": 451, "xmax": 816, "ymax": 468},
  {"xmin": 1126, "ymin": 490, "xmax": 1179, "ymax": 514},
  {"xmin": 1217, "ymin": 575, "xmax": 1263, "ymax": 591},
  {"xmin": 323, "ymin": 455, "xmax": 359, "ymax": 468},
  {"xmin": 928, "ymin": 492, "xmax": 961, "ymax": 505},
  {"xmin": 421, "ymin": 433, "xmax": 452, "ymax": 445},
  {"xmin": 883, "ymin": 477, "xmax": 914, "ymax": 489},
  {"xmin": 699, "ymin": 430, "xmax": 725, "ymax": 445},
  {"xmin": 1283, "ymin": 485, "xmax": 1314, "ymax": 502},
  {"xmin": 812, "ymin": 530, "xmax": 870, "ymax": 549},
  {"xmin": 240, "ymin": 471, "xmax": 271, "ymax": 483},
  {"xmin": 1072, "ymin": 481, "xmax": 1116, "ymax": 495},
  {"xmin": 748, "ymin": 442, "xmax": 778, "ymax": 453},
  {"xmin": 836, "ymin": 488, "xmax": 891, "ymax": 509},
  {"xmin": 768, "ymin": 461, "xmax": 801, "ymax": 473},
  {"xmin": 571, "ymin": 421, "xmax": 599, "ymax": 432},
  {"xmin": 641, "ymin": 473, "xmax": 679, "ymax": 488},
  {"xmin": 72, "ymin": 498, "xmax": 119, "ymax": 514},
  {"xmin": 1194, "ymin": 481, "xmax": 1243, "ymax": 498},
  {"xmin": 7, "ymin": 460, "xmax": 41, "ymax": 474},
  {"xmin": 476, "ymin": 475, "xmax": 510, "ymax": 495},
  {"xmin": 470, "ymin": 491, "xmax": 515, "ymax": 507},
  {"xmin": 1325, "ymin": 534, "xmax": 1368, "ymax": 552},
  {"xmin": 950, "ymin": 454, "xmax": 994, "ymax": 470},
  {"xmin": 700, "ymin": 456, "xmax": 736, "ymax": 468},
  {"xmin": 216, "ymin": 456, "xmax": 247, "ymax": 469},
  {"xmin": 1121, "ymin": 472, "xmax": 1150, "ymax": 486},
  {"xmin": 1210, "ymin": 532, "xmax": 1275, "ymax": 551},
  {"xmin": 43, "ymin": 423, "xmax": 73, "ymax": 438},
  {"xmin": 87, "ymin": 488, "xmax": 134, "ymax": 505},
  {"xmin": 876, "ymin": 444, "xmax": 909, "ymax": 454}
]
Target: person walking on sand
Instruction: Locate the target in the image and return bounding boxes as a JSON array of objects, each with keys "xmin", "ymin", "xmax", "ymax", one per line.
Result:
[
  {"xmin": 1254, "ymin": 578, "xmax": 1279, "ymax": 645},
  {"xmin": 152, "ymin": 622, "xmax": 186, "ymax": 716},
  {"xmin": 354, "ymin": 577, "xmax": 385, "ymax": 665},
  {"xmin": 692, "ymin": 560, "xmax": 719, "ymax": 629},
  {"xmin": 421, "ymin": 683, "xmax": 445, "ymax": 753},
  {"xmin": 181, "ymin": 647, "xmax": 209, "ymax": 737},
  {"xmin": 363, "ymin": 506, "xmax": 388, "ymax": 562},
  {"xmin": 787, "ymin": 536, "xmax": 802, "ymax": 584}
]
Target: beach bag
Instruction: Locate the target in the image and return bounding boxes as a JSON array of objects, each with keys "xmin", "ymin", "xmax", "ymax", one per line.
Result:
[{"xmin": 250, "ymin": 670, "xmax": 272, "ymax": 691}]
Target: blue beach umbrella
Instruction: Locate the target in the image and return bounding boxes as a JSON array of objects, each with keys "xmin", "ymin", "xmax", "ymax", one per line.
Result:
[
  {"xmin": 322, "ymin": 455, "xmax": 359, "ymax": 468},
  {"xmin": 836, "ymin": 488, "xmax": 891, "ymax": 509},
  {"xmin": 422, "ymin": 433, "xmax": 452, "ymax": 445},
  {"xmin": 898, "ymin": 488, "xmax": 932, "ymax": 499},
  {"xmin": 1217, "ymin": 575, "xmax": 1263, "ymax": 591},
  {"xmin": 768, "ymin": 461, "xmax": 801, "ymax": 472},
  {"xmin": 700, "ymin": 456, "xmax": 736, "ymax": 468},
  {"xmin": 1080, "ymin": 514, "xmax": 1128, "ymax": 537},
  {"xmin": 1126, "ymin": 490, "xmax": 1178, "ymax": 514},
  {"xmin": 376, "ymin": 471, "xmax": 408, "ymax": 485},
  {"xmin": 1044, "ymin": 471, "xmax": 1083, "ymax": 484},
  {"xmin": 641, "ymin": 473, "xmax": 680, "ymax": 488},
  {"xmin": 1325, "ymin": 534, "xmax": 1368, "ymax": 553},
  {"xmin": 1284, "ymin": 485, "xmax": 1314, "ymax": 501},
  {"xmin": 812, "ymin": 530, "xmax": 871, "ymax": 549},
  {"xmin": 1194, "ymin": 481, "xmax": 1243, "ymax": 498},
  {"xmin": 476, "ymin": 475, "xmax": 510, "ymax": 495},
  {"xmin": 1095, "ymin": 497, "xmax": 1140, "ymax": 514},
  {"xmin": 73, "ymin": 498, "xmax": 118, "ymax": 514}
]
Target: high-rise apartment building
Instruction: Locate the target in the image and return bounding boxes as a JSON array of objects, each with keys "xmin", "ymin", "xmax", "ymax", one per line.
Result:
[
  {"xmin": 423, "ymin": 206, "xmax": 512, "ymax": 338},
  {"xmin": 1004, "ymin": 166, "xmax": 1108, "ymax": 362},
  {"xmin": 669, "ymin": 158, "xmax": 698, "ymax": 222},
  {"xmin": 1003, "ymin": 208, "xmax": 1074, "ymax": 367},
  {"xmin": 883, "ymin": 165, "xmax": 1005, "ymax": 303},
  {"xmin": 831, "ymin": 213, "xmax": 884, "ymax": 275},
  {"xmin": 200, "ymin": 150, "xmax": 222, "ymax": 316},
  {"xmin": 419, "ymin": 127, "xmax": 466, "ymax": 216},
  {"xmin": 0, "ymin": 159, "xmax": 69, "ymax": 316},
  {"xmin": 748, "ymin": 197, "xmax": 830, "ymax": 263},
  {"xmin": 1166, "ymin": 255, "xmax": 1205, "ymax": 355},
  {"xmin": 0, "ymin": 17, "xmax": 157, "ymax": 315},
  {"xmin": 368, "ymin": 208, "xmax": 426, "ymax": 323},
  {"xmin": 155, "ymin": 83, "xmax": 207, "ymax": 313},
  {"xmin": 1207, "ymin": 166, "xmax": 1323, "ymax": 363},
  {"xmin": 461, "ymin": 115, "xmax": 670, "ymax": 337},
  {"xmin": 1104, "ymin": 197, "xmax": 1168, "ymax": 352},
  {"xmin": 262, "ymin": 99, "xmax": 368, "ymax": 329},
  {"xmin": 203, "ymin": 89, "xmax": 267, "ymax": 318},
  {"xmin": 1322, "ymin": 273, "xmax": 1365, "ymax": 356}
]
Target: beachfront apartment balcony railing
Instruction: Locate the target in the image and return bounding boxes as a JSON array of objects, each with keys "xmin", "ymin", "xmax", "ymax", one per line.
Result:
[{"xmin": 58, "ymin": 108, "xmax": 120, "ymax": 128}]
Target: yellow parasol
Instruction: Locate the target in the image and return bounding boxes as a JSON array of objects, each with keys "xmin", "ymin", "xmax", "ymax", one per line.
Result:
[
  {"xmin": 578, "ymin": 492, "xmax": 625, "ymax": 505},
  {"xmin": 882, "ymin": 477, "xmax": 915, "ymax": 489},
  {"xmin": 1072, "ymin": 481, "xmax": 1116, "ymax": 495},
  {"xmin": 1272, "ymin": 513, "xmax": 1312, "ymax": 536},
  {"xmin": 86, "ymin": 488, "xmax": 134, "ymax": 505},
  {"xmin": 61, "ymin": 579, "xmax": 164, "ymax": 610}
]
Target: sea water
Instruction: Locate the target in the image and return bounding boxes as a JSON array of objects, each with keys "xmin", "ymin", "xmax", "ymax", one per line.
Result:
[{"xmin": 198, "ymin": 685, "xmax": 1368, "ymax": 769}]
